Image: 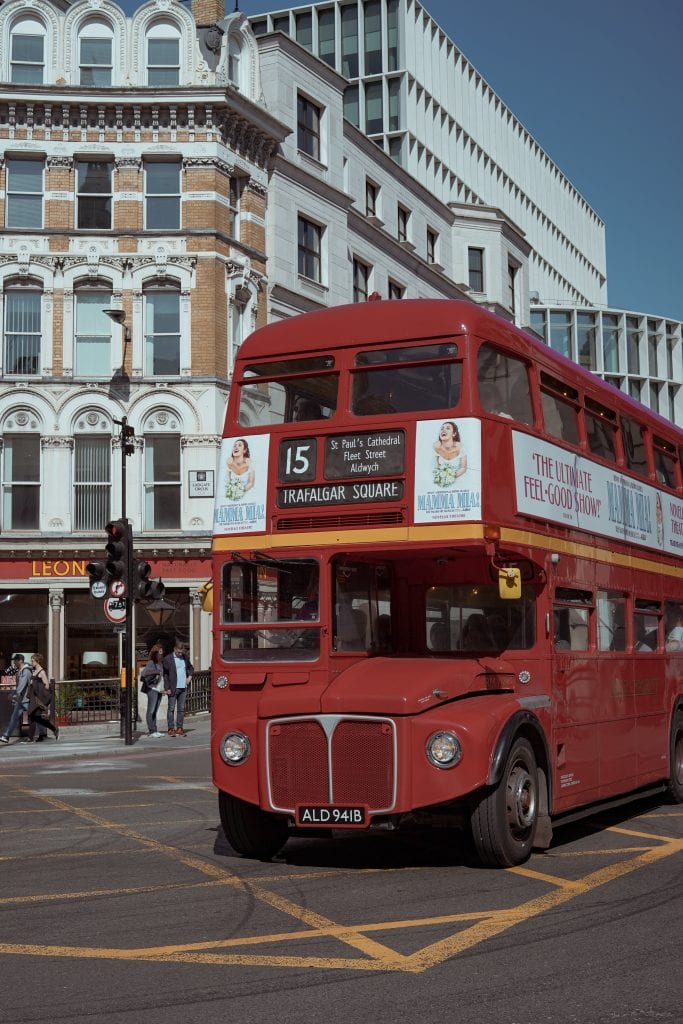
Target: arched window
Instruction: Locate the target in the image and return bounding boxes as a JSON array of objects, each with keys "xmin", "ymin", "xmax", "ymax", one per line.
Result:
[
  {"xmin": 147, "ymin": 21, "xmax": 181, "ymax": 85},
  {"xmin": 79, "ymin": 20, "xmax": 114, "ymax": 86},
  {"xmin": 10, "ymin": 17, "xmax": 46, "ymax": 84},
  {"xmin": 4, "ymin": 280, "xmax": 42, "ymax": 376},
  {"xmin": 1, "ymin": 411, "xmax": 41, "ymax": 530},
  {"xmin": 74, "ymin": 285, "xmax": 112, "ymax": 377},
  {"xmin": 228, "ymin": 35, "xmax": 242, "ymax": 87},
  {"xmin": 143, "ymin": 411, "xmax": 181, "ymax": 531},
  {"xmin": 144, "ymin": 285, "xmax": 180, "ymax": 376},
  {"xmin": 73, "ymin": 413, "xmax": 112, "ymax": 531}
]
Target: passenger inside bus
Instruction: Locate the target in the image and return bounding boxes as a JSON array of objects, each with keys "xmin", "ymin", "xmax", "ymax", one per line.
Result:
[
  {"xmin": 293, "ymin": 396, "xmax": 323, "ymax": 421},
  {"xmin": 429, "ymin": 622, "xmax": 451, "ymax": 651},
  {"xmin": 462, "ymin": 614, "xmax": 495, "ymax": 651}
]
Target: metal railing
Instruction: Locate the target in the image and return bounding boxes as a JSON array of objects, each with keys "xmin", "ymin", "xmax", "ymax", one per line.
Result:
[{"xmin": 52, "ymin": 670, "xmax": 211, "ymax": 725}]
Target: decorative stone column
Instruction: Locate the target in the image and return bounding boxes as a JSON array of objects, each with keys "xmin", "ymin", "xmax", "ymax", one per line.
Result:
[
  {"xmin": 189, "ymin": 589, "xmax": 203, "ymax": 670},
  {"xmin": 49, "ymin": 590, "xmax": 64, "ymax": 680}
]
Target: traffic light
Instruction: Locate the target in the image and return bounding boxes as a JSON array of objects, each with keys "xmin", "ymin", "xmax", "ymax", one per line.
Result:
[
  {"xmin": 105, "ymin": 518, "xmax": 130, "ymax": 582},
  {"xmin": 133, "ymin": 558, "xmax": 165, "ymax": 602},
  {"xmin": 86, "ymin": 557, "xmax": 111, "ymax": 588}
]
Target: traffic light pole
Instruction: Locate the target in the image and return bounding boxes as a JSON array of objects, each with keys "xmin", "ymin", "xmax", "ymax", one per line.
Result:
[{"xmin": 115, "ymin": 416, "xmax": 135, "ymax": 747}]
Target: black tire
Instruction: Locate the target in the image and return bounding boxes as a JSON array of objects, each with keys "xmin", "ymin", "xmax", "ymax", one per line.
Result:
[
  {"xmin": 667, "ymin": 711, "xmax": 683, "ymax": 803},
  {"xmin": 470, "ymin": 737, "xmax": 538, "ymax": 867},
  {"xmin": 218, "ymin": 790, "xmax": 288, "ymax": 860}
]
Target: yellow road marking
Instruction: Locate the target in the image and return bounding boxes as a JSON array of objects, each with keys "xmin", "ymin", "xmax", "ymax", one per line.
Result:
[{"xmin": 2, "ymin": 789, "xmax": 681, "ymax": 974}]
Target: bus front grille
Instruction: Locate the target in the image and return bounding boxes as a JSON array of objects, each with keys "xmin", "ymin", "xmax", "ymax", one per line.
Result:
[
  {"xmin": 276, "ymin": 511, "xmax": 405, "ymax": 531},
  {"xmin": 267, "ymin": 715, "xmax": 396, "ymax": 815}
]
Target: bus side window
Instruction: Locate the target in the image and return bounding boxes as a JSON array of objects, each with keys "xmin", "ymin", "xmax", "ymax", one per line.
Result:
[
  {"xmin": 477, "ymin": 344, "xmax": 533, "ymax": 425},
  {"xmin": 539, "ymin": 372, "xmax": 579, "ymax": 445},
  {"xmin": 585, "ymin": 401, "xmax": 617, "ymax": 463},
  {"xmin": 597, "ymin": 590, "xmax": 626, "ymax": 652},
  {"xmin": 554, "ymin": 590, "xmax": 590, "ymax": 651},
  {"xmin": 634, "ymin": 599, "xmax": 660, "ymax": 652}
]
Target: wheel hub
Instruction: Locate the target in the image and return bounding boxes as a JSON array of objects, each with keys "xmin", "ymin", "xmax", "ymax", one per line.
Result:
[{"xmin": 507, "ymin": 765, "xmax": 536, "ymax": 832}]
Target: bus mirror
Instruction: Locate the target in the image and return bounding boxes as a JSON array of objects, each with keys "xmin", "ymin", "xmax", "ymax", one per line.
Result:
[
  {"xmin": 199, "ymin": 580, "xmax": 213, "ymax": 613},
  {"xmin": 498, "ymin": 567, "xmax": 521, "ymax": 600}
]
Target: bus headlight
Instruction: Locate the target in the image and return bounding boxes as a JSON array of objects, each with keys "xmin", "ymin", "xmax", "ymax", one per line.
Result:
[
  {"xmin": 220, "ymin": 731, "xmax": 251, "ymax": 765},
  {"xmin": 216, "ymin": 675, "xmax": 229, "ymax": 689},
  {"xmin": 426, "ymin": 731, "xmax": 462, "ymax": 769}
]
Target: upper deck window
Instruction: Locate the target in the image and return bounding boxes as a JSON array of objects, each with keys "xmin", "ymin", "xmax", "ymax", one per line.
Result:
[
  {"xmin": 351, "ymin": 343, "xmax": 461, "ymax": 416},
  {"xmin": 620, "ymin": 416, "xmax": 648, "ymax": 478},
  {"xmin": 477, "ymin": 344, "xmax": 532, "ymax": 424},
  {"xmin": 540, "ymin": 372, "xmax": 579, "ymax": 445},
  {"xmin": 653, "ymin": 434, "xmax": 678, "ymax": 488},
  {"xmin": 585, "ymin": 397, "xmax": 617, "ymax": 463},
  {"xmin": 238, "ymin": 356, "xmax": 338, "ymax": 426}
]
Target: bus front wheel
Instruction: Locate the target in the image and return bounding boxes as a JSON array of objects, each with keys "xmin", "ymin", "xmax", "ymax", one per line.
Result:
[
  {"xmin": 668, "ymin": 712, "xmax": 683, "ymax": 803},
  {"xmin": 218, "ymin": 791, "xmax": 288, "ymax": 860},
  {"xmin": 470, "ymin": 737, "xmax": 538, "ymax": 867}
]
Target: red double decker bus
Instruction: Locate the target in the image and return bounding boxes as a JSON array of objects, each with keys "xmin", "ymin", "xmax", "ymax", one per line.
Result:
[{"xmin": 211, "ymin": 299, "xmax": 683, "ymax": 867}]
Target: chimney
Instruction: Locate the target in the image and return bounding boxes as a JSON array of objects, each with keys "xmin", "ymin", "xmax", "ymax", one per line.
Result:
[{"xmin": 192, "ymin": 0, "xmax": 226, "ymax": 24}]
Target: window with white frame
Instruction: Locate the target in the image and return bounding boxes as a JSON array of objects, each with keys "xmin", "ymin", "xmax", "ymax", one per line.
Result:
[
  {"xmin": 144, "ymin": 288, "xmax": 180, "ymax": 376},
  {"xmin": 468, "ymin": 247, "xmax": 484, "ymax": 291},
  {"xmin": 4, "ymin": 285, "xmax": 41, "ymax": 375},
  {"xmin": 143, "ymin": 432, "xmax": 181, "ymax": 530},
  {"xmin": 427, "ymin": 228, "xmax": 438, "ymax": 264},
  {"xmin": 75, "ymin": 289, "xmax": 111, "ymax": 377},
  {"xmin": 74, "ymin": 434, "xmax": 111, "ymax": 530},
  {"xmin": 397, "ymin": 204, "xmax": 409, "ymax": 243},
  {"xmin": 2, "ymin": 432, "xmax": 40, "ymax": 530},
  {"xmin": 6, "ymin": 158, "xmax": 44, "ymax": 229},
  {"xmin": 228, "ymin": 35, "xmax": 243, "ymax": 87},
  {"xmin": 10, "ymin": 18, "xmax": 45, "ymax": 84},
  {"xmin": 79, "ymin": 22, "xmax": 113, "ymax": 86},
  {"xmin": 353, "ymin": 257, "xmax": 370, "ymax": 302},
  {"xmin": 145, "ymin": 161, "xmax": 181, "ymax": 229},
  {"xmin": 147, "ymin": 23, "xmax": 180, "ymax": 85},
  {"xmin": 76, "ymin": 160, "xmax": 113, "ymax": 229},
  {"xmin": 229, "ymin": 176, "xmax": 246, "ymax": 239},
  {"xmin": 388, "ymin": 280, "xmax": 404, "ymax": 300},
  {"xmin": 297, "ymin": 216, "xmax": 322, "ymax": 282},
  {"xmin": 297, "ymin": 94, "xmax": 322, "ymax": 160},
  {"xmin": 366, "ymin": 179, "xmax": 379, "ymax": 218}
]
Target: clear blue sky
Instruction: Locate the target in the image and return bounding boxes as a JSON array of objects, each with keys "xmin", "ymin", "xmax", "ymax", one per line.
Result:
[{"xmin": 123, "ymin": 0, "xmax": 683, "ymax": 321}]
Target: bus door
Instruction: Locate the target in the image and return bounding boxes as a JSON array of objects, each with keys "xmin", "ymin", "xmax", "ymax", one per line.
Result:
[{"xmin": 552, "ymin": 588, "xmax": 601, "ymax": 805}]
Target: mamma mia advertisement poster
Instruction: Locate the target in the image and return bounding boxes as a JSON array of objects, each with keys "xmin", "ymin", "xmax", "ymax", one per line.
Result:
[
  {"xmin": 414, "ymin": 418, "xmax": 482, "ymax": 524},
  {"xmin": 214, "ymin": 434, "xmax": 270, "ymax": 535}
]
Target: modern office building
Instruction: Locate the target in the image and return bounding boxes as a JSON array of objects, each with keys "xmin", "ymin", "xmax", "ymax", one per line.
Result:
[
  {"xmin": 0, "ymin": 0, "xmax": 679, "ymax": 680},
  {"xmin": 250, "ymin": 0, "xmax": 681, "ymax": 424}
]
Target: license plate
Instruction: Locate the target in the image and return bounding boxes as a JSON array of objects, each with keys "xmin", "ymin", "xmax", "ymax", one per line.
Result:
[{"xmin": 296, "ymin": 804, "xmax": 368, "ymax": 828}]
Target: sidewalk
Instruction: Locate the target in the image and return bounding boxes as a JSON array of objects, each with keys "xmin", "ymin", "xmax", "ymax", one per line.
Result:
[{"xmin": 0, "ymin": 712, "xmax": 210, "ymax": 763}]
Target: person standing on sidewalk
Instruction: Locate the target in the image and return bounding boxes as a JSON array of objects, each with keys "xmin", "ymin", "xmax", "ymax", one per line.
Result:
[
  {"xmin": 140, "ymin": 644, "xmax": 165, "ymax": 738},
  {"xmin": 27, "ymin": 654, "xmax": 59, "ymax": 742},
  {"xmin": 0, "ymin": 653, "xmax": 32, "ymax": 744},
  {"xmin": 162, "ymin": 642, "xmax": 193, "ymax": 737}
]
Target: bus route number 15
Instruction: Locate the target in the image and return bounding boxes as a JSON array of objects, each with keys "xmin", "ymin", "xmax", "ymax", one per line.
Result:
[{"xmin": 279, "ymin": 438, "xmax": 317, "ymax": 482}]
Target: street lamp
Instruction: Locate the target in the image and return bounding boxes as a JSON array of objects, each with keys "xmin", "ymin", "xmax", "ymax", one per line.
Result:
[{"xmin": 145, "ymin": 597, "xmax": 176, "ymax": 628}]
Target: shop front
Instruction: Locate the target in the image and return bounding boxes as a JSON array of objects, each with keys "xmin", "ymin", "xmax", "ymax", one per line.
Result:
[{"xmin": 0, "ymin": 556, "xmax": 211, "ymax": 680}]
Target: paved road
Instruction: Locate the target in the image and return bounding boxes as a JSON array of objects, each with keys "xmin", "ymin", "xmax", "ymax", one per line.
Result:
[{"xmin": 1, "ymin": 716, "xmax": 682, "ymax": 1024}]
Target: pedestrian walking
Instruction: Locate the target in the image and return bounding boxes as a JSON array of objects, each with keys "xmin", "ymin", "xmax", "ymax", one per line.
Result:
[
  {"xmin": 162, "ymin": 642, "xmax": 193, "ymax": 736},
  {"xmin": 140, "ymin": 644, "xmax": 165, "ymax": 737},
  {"xmin": 27, "ymin": 654, "xmax": 59, "ymax": 742},
  {"xmin": 0, "ymin": 653, "xmax": 32, "ymax": 744}
]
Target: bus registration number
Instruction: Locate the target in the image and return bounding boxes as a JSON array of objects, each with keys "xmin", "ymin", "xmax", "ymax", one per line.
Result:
[{"xmin": 296, "ymin": 805, "xmax": 368, "ymax": 828}]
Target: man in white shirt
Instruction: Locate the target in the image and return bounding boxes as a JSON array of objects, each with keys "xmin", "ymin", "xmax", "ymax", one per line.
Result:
[{"xmin": 162, "ymin": 642, "xmax": 194, "ymax": 737}]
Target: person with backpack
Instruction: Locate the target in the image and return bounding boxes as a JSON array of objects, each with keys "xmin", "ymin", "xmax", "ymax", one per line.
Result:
[
  {"xmin": 0, "ymin": 653, "xmax": 32, "ymax": 744},
  {"xmin": 27, "ymin": 654, "xmax": 59, "ymax": 742}
]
